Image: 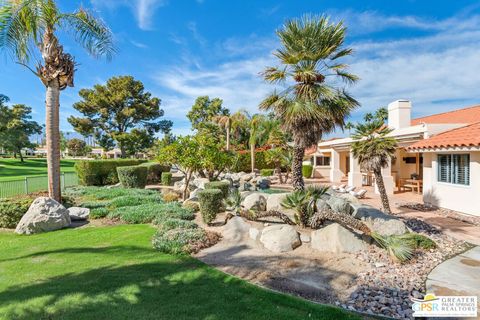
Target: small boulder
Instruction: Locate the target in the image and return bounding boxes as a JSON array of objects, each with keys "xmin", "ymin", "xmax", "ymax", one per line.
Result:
[
  {"xmin": 223, "ymin": 216, "xmax": 250, "ymax": 242},
  {"xmin": 352, "ymin": 205, "xmax": 407, "ymax": 236},
  {"xmin": 316, "ymin": 199, "xmax": 330, "ymax": 211},
  {"xmin": 187, "ymin": 188, "xmax": 203, "ymax": 201},
  {"xmin": 260, "ymin": 224, "xmax": 301, "ymax": 253},
  {"xmin": 242, "ymin": 193, "xmax": 267, "ymax": 211},
  {"xmin": 67, "ymin": 207, "xmax": 90, "ymax": 221},
  {"xmin": 256, "ymin": 178, "xmax": 270, "ymax": 190},
  {"xmin": 15, "ymin": 197, "xmax": 71, "ymax": 235},
  {"xmin": 311, "ymin": 223, "xmax": 367, "ymax": 253},
  {"xmin": 192, "ymin": 178, "xmax": 210, "ymax": 190},
  {"xmin": 266, "ymin": 193, "xmax": 287, "ymax": 211},
  {"xmin": 326, "ymin": 196, "xmax": 352, "ymax": 215}
]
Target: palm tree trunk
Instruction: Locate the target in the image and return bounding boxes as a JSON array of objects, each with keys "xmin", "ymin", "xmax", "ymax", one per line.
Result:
[
  {"xmin": 292, "ymin": 146, "xmax": 305, "ymax": 191},
  {"xmin": 226, "ymin": 120, "xmax": 230, "ymax": 151},
  {"xmin": 373, "ymin": 168, "xmax": 392, "ymax": 214},
  {"xmin": 45, "ymin": 81, "xmax": 62, "ymax": 202},
  {"xmin": 250, "ymin": 142, "xmax": 255, "ymax": 173}
]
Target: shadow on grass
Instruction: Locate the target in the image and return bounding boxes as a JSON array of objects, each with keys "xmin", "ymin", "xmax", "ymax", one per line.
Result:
[{"xmin": 0, "ymin": 245, "xmax": 359, "ymax": 320}]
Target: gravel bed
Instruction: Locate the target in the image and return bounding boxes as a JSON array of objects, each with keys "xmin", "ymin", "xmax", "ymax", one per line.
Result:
[
  {"xmin": 339, "ymin": 218, "xmax": 472, "ymax": 319},
  {"xmin": 397, "ymin": 202, "xmax": 480, "ymax": 226}
]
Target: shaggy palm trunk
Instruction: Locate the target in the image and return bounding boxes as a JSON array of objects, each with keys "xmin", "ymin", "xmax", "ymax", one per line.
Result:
[
  {"xmin": 45, "ymin": 81, "xmax": 62, "ymax": 202},
  {"xmin": 291, "ymin": 145, "xmax": 305, "ymax": 191},
  {"xmin": 238, "ymin": 209, "xmax": 295, "ymax": 225},
  {"xmin": 373, "ymin": 168, "xmax": 392, "ymax": 214},
  {"xmin": 250, "ymin": 142, "xmax": 255, "ymax": 173},
  {"xmin": 310, "ymin": 207, "xmax": 372, "ymax": 235}
]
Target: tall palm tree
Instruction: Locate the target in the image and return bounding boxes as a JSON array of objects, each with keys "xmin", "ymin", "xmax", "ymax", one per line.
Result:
[
  {"xmin": 0, "ymin": 0, "xmax": 114, "ymax": 201},
  {"xmin": 212, "ymin": 114, "xmax": 231, "ymax": 151},
  {"xmin": 248, "ymin": 113, "xmax": 264, "ymax": 173},
  {"xmin": 260, "ymin": 15, "xmax": 359, "ymax": 190},
  {"xmin": 351, "ymin": 120, "xmax": 397, "ymax": 214}
]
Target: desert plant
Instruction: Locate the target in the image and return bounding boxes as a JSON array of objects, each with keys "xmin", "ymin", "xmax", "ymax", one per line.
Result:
[
  {"xmin": 116, "ymin": 166, "xmax": 148, "ymax": 189},
  {"xmin": 397, "ymin": 232, "xmax": 436, "ymax": 249},
  {"xmin": 198, "ymin": 189, "xmax": 223, "ymax": 224},
  {"xmin": 260, "ymin": 169, "xmax": 275, "ymax": 176},
  {"xmin": 226, "ymin": 189, "xmax": 243, "ymax": 214},
  {"xmin": 152, "ymin": 228, "xmax": 209, "ymax": 255},
  {"xmin": 281, "ymin": 190, "xmax": 309, "ymax": 226},
  {"xmin": 205, "ymin": 181, "xmax": 230, "ymax": 199},
  {"xmin": 163, "ymin": 192, "xmax": 180, "ymax": 203},
  {"xmin": 90, "ymin": 207, "xmax": 109, "ymax": 219},
  {"xmin": 161, "ymin": 172, "xmax": 173, "ymax": 186},
  {"xmin": 182, "ymin": 201, "xmax": 200, "ymax": 212},
  {"xmin": 302, "ymin": 164, "xmax": 313, "ymax": 178},
  {"xmin": 155, "ymin": 217, "xmax": 197, "ymax": 231}
]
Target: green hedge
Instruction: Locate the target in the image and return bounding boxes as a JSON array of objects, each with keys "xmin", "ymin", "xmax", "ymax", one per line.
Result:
[
  {"xmin": 205, "ymin": 181, "xmax": 230, "ymax": 199},
  {"xmin": 117, "ymin": 166, "xmax": 148, "ymax": 189},
  {"xmin": 161, "ymin": 172, "xmax": 173, "ymax": 186},
  {"xmin": 0, "ymin": 197, "xmax": 31, "ymax": 228},
  {"xmin": 198, "ymin": 189, "xmax": 223, "ymax": 224},
  {"xmin": 260, "ymin": 169, "xmax": 274, "ymax": 176},
  {"xmin": 302, "ymin": 164, "xmax": 313, "ymax": 178},
  {"xmin": 75, "ymin": 159, "xmax": 147, "ymax": 186},
  {"xmin": 231, "ymin": 151, "xmax": 270, "ymax": 172},
  {"xmin": 140, "ymin": 163, "xmax": 170, "ymax": 184}
]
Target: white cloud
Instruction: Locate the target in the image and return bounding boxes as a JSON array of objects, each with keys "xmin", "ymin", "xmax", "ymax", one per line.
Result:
[{"xmin": 91, "ymin": 0, "xmax": 167, "ymax": 30}]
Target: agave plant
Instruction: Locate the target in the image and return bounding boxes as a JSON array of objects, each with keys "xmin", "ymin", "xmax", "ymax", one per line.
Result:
[
  {"xmin": 281, "ymin": 190, "xmax": 308, "ymax": 226},
  {"xmin": 371, "ymin": 233, "xmax": 414, "ymax": 262},
  {"xmin": 226, "ymin": 189, "xmax": 243, "ymax": 215}
]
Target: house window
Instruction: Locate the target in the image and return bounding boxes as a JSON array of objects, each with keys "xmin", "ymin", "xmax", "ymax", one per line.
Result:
[
  {"xmin": 315, "ymin": 156, "xmax": 331, "ymax": 166},
  {"xmin": 437, "ymin": 154, "xmax": 470, "ymax": 185}
]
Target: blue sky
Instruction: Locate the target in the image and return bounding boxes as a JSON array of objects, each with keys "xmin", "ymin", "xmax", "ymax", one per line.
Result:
[{"xmin": 2, "ymin": 0, "xmax": 480, "ymax": 138}]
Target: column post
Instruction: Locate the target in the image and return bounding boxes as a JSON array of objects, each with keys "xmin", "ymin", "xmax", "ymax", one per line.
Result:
[
  {"xmin": 329, "ymin": 149, "xmax": 343, "ymax": 183},
  {"xmin": 348, "ymin": 151, "xmax": 363, "ymax": 188}
]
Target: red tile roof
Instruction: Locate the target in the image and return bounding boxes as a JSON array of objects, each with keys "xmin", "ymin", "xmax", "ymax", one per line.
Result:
[
  {"xmin": 407, "ymin": 122, "xmax": 480, "ymax": 151},
  {"xmin": 411, "ymin": 104, "xmax": 480, "ymax": 125}
]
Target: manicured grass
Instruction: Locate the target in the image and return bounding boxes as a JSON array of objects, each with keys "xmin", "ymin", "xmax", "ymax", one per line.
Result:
[
  {"xmin": 0, "ymin": 158, "xmax": 77, "ymax": 181},
  {"xmin": 0, "ymin": 225, "xmax": 361, "ymax": 320}
]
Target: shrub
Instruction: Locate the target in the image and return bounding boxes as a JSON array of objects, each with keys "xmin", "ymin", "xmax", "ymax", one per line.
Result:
[
  {"xmin": 156, "ymin": 217, "xmax": 197, "ymax": 231},
  {"xmin": 163, "ymin": 192, "xmax": 180, "ymax": 203},
  {"xmin": 140, "ymin": 163, "xmax": 170, "ymax": 184},
  {"xmin": 198, "ymin": 189, "xmax": 223, "ymax": 224},
  {"xmin": 260, "ymin": 169, "xmax": 274, "ymax": 176},
  {"xmin": 75, "ymin": 159, "xmax": 146, "ymax": 186},
  {"xmin": 153, "ymin": 202, "xmax": 195, "ymax": 220},
  {"xmin": 205, "ymin": 181, "xmax": 230, "ymax": 199},
  {"xmin": 161, "ymin": 172, "xmax": 172, "ymax": 186},
  {"xmin": 231, "ymin": 151, "xmax": 269, "ymax": 172},
  {"xmin": 109, "ymin": 194, "xmax": 162, "ymax": 208},
  {"xmin": 152, "ymin": 228, "xmax": 208, "ymax": 255},
  {"xmin": 109, "ymin": 202, "xmax": 194, "ymax": 224},
  {"xmin": 398, "ymin": 233, "xmax": 437, "ymax": 249},
  {"xmin": 117, "ymin": 166, "xmax": 148, "ymax": 188},
  {"xmin": 302, "ymin": 164, "xmax": 313, "ymax": 178},
  {"xmin": 90, "ymin": 207, "xmax": 109, "ymax": 219},
  {"xmin": 182, "ymin": 201, "xmax": 200, "ymax": 212},
  {"xmin": 0, "ymin": 198, "xmax": 31, "ymax": 228}
]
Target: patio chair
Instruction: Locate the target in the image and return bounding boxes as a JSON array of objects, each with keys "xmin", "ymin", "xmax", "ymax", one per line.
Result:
[
  {"xmin": 332, "ymin": 184, "xmax": 346, "ymax": 191},
  {"xmin": 349, "ymin": 189, "xmax": 367, "ymax": 199},
  {"xmin": 345, "ymin": 186, "xmax": 356, "ymax": 192}
]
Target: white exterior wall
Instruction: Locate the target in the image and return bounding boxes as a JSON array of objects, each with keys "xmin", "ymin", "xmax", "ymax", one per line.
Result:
[{"xmin": 423, "ymin": 151, "xmax": 480, "ymax": 216}]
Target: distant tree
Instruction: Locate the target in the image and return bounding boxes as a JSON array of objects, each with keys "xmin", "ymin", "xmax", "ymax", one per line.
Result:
[
  {"xmin": 195, "ymin": 131, "xmax": 234, "ymax": 180},
  {"xmin": 351, "ymin": 119, "xmax": 397, "ymax": 214},
  {"xmin": 187, "ymin": 96, "xmax": 229, "ymax": 131},
  {"xmin": 68, "ymin": 76, "xmax": 172, "ymax": 158},
  {"xmin": 0, "ymin": 0, "xmax": 114, "ymax": 201},
  {"xmin": 0, "ymin": 102, "xmax": 42, "ymax": 162},
  {"xmin": 67, "ymin": 138, "xmax": 88, "ymax": 157},
  {"xmin": 363, "ymin": 107, "xmax": 388, "ymax": 124}
]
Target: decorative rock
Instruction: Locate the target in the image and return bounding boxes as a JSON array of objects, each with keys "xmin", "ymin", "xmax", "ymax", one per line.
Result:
[
  {"xmin": 15, "ymin": 197, "xmax": 71, "ymax": 235},
  {"xmin": 266, "ymin": 193, "xmax": 287, "ymax": 211},
  {"xmin": 223, "ymin": 216, "xmax": 250, "ymax": 242},
  {"xmin": 326, "ymin": 196, "xmax": 352, "ymax": 215},
  {"xmin": 242, "ymin": 193, "xmax": 267, "ymax": 211},
  {"xmin": 249, "ymin": 227, "xmax": 260, "ymax": 240},
  {"xmin": 192, "ymin": 178, "xmax": 210, "ymax": 190},
  {"xmin": 187, "ymin": 188, "xmax": 203, "ymax": 201},
  {"xmin": 67, "ymin": 207, "xmax": 90, "ymax": 221},
  {"xmin": 352, "ymin": 205, "xmax": 407, "ymax": 236},
  {"xmin": 260, "ymin": 224, "xmax": 301, "ymax": 253},
  {"xmin": 311, "ymin": 223, "xmax": 367, "ymax": 253},
  {"xmin": 256, "ymin": 177, "xmax": 270, "ymax": 190},
  {"xmin": 316, "ymin": 199, "xmax": 330, "ymax": 211},
  {"xmin": 300, "ymin": 233, "xmax": 311, "ymax": 243}
]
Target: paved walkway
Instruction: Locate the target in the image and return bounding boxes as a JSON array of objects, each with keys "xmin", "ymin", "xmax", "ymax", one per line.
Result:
[{"xmin": 426, "ymin": 246, "xmax": 480, "ymax": 319}]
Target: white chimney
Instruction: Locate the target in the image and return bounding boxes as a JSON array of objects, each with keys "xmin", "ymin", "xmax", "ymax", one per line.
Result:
[{"xmin": 388, "ymin": 100, "xmax": 411, "ymax": 130}]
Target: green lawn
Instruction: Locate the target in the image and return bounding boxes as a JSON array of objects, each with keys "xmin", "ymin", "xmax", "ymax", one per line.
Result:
[
  {"xmin": 0, "ymin": 224, "xmax": 361, "ymax": 320},
  {"xmin": 0, "ymin": 158, "xmax": 76, "ymax": 181}
]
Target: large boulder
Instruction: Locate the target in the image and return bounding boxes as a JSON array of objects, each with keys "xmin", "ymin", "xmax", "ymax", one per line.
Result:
[
  {"xmin": 260, "ymin": 224, "xmax": 301, "ymax": 253},
  {"xmin": 352, "ymin": 205, "xmax": 407, "ymax": 236},
  {"xmin": 311, "ymin": 223, "xmax": 367, "ymax": 253},
  {"xmin": 15, "ymin": 197, "xmax": 71, "ymax": 235},
  {"xmin": 67, "ymin": 207, "xmax": 90, "ymax": 221},
  {"xmin": 242, "ymin": 193, "xmax": 267, "ymax": 211},
  {"xmin": 192, "ymin": 178, "xmax": 210, "ymax": 190},
  {"xmin": 326, "ymin": 196, "xmax": 352, "ymax": 215},
  {"xmin": 256, "ymin": 177, "xmax": 270, "ymax": 190},
  {"xmin": 266, "ymin": 193, "xmax": 287, "ymax": 211},
  {"xmin": 187, "ymin": 188, "xmax": 203, "ymax": 201},
  {"xmin": 223, "ymin": 216, "xmax": 250, "ymax": 242}
]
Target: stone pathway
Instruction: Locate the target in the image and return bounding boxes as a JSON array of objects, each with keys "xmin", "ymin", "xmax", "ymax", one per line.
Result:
[{"xmin": 426, "ymin": 246, "xmax": 480, "ymax": 319}]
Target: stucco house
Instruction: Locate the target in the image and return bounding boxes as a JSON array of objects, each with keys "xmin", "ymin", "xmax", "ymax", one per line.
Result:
[{"xmin": 312, "ymin": 100, "xmax": 480, "ymax": 216}]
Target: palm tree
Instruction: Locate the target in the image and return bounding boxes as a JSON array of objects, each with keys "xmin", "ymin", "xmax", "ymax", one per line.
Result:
[
  {"xmin": 260, "ymin": 15, "xmax": 359, "ymax": 191},
  {"xmin": 248, "ymin": 114, "xmax": 264, "ymax": 173},
  {"xmin": 351, "ymin": 119, "xmax": 397, "ymax": 214},
  {"xmin": 0, "ymin": 0, "xmax": 114, "ymax": 201},
  {"xmin": 212, "ymin": 114, "xmax": 231, "ymax": 151}
]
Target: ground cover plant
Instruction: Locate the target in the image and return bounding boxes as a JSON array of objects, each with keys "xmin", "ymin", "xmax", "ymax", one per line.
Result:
[
  {"xmin": 0, "ymin": 159, "xmax": 76, "ymax": 181},
  {"xmin": 0, "ymin": 225, "xmax": 361, "ymax": 319}
]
